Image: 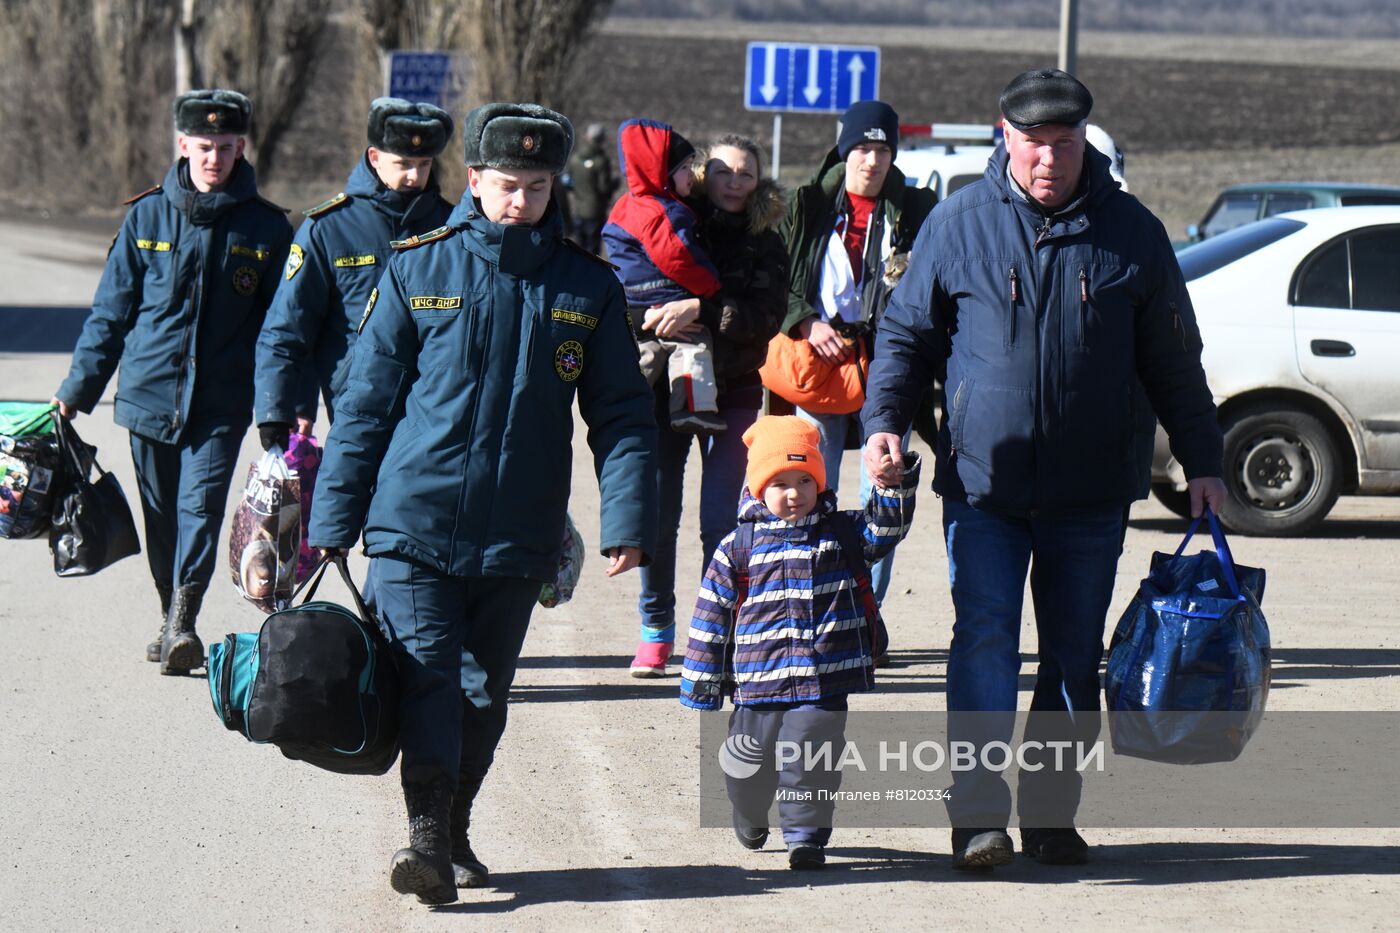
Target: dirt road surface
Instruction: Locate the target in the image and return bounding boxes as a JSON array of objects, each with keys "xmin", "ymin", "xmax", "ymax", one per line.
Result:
[{"xmin": 2, "ymin": 219, "xmax": 1398, "ymax": 931}]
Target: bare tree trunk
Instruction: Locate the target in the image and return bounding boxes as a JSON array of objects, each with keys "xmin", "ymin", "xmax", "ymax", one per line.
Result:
[
  {"xmin": 0, "ymin": 0, "xmax": 176, "ymax": 202},
  {"xmin": 174, "ymin": 0, "xmax": 201, "ymax": 93},
  {"xmin": 365, "ymin": 0, "xmax": 610, "ymax": 109},
  {"xmin": 193, "ymin": 2, "xmax": 330, "ymax": 182},
  {"xmin": 461, "ymin": 0, "xmax": 614, "ymax": 110}
]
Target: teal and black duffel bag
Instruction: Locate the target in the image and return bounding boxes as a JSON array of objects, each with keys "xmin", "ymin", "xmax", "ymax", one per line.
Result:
[{"xmin": 208, "ymin": 554, "xmax": 400, "ymax": 775}]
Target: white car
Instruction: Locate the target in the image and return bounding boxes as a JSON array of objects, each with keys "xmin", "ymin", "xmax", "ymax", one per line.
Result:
[
  {"xmin": 1152, "ymin": 206, "xmax": 1400, "ymax": 535},
  {"xmin": 894, "ymin": 124, "xmax": 999, "ymax": 202}
]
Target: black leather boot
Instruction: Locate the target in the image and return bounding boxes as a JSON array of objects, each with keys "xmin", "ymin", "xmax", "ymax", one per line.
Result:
[
  {"xmin": 146, "ymin": 584, "xmax": 173, "ymax": 663},
  {"xmin": 159, "ymin": 585, "xmax": 205, "ymax": 675},
  {"xmin": 450, "ymin": 774, "xmax": 489, "ymax": 888},
  {"xmin": 390, "ymin": 776, "xmax": 458, "ymax": 904}
]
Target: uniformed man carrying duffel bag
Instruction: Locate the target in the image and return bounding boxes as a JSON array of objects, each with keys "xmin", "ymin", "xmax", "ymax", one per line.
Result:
[{"xmin": 308, "ymin": 102, "xmax": 658, "ymax": 904}]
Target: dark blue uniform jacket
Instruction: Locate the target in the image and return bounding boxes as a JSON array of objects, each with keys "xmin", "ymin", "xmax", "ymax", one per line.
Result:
[
  {"xmin": 863, "ymin": 145, "xmax": 1223, "ymax": 516},
  {"xmin": 58, "ymin": 159, "xmax": 292, "ymax": 442},
  {"xmin": 308, "ymin": 201, "xmax": 659, "ymax": 581},
  {"xmin": 255, "ymin": 155, "xmax": 453, "ymax": 425}
]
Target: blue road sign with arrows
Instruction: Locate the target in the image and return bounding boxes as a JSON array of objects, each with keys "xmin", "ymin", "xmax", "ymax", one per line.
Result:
[{"xmin": 744, "ymin": 42, "xmax": 880, "ymax": 113}]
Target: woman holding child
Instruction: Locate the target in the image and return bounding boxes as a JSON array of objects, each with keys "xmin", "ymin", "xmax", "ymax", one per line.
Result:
[{"xmin": 623, "ymin": 133, "xmax": 789, "ymax": 676}]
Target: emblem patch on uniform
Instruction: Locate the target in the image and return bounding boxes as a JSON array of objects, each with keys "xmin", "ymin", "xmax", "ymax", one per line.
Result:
[
  {"xmin": 409, "ymin": 296, "xmax": 462, "ymax": 311},
  {"xmin": 522, "ymin": 134, "xmax": 537, "ymax": 151},
  {"xmin": 554, "ymin": 340, "xmax": 584, "ymax": 382},
  {"xmin": 284, "ymin": 243, "xmax": 305, "ymax": 280},
  {"xmin": 135, "ymin": 239, "xmax": 172, "ymax": 252},
  {"xmin": 551, "ymin": 308, "xmax": 598, "ymax": 330},
  {"xmin": 232, "ymin": 266, "xmax": 259, "ymax": 296},
  {"xmin": 333, "ymin": 254, "xmax": 377, "ymax": 268},
  {"xmin": 230, "ymin": 243, "xmax": 270, "ymax": 261},
  {"xmin": 358, "ymin": 287, "xmax": 379, "ymax": 334}
]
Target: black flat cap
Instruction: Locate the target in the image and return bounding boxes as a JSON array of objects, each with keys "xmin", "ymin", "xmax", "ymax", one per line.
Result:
[
  {"xmin": 999, "ymin": 69, "xmax": 1093, "ymax": 130},
  {"xmin": 368, "ymin": 97, "xmax": 454, "ymax": 158},
  {"xmin": 462, "ymin": 102, "xmax": 573, "ymax": 173},
  {"xmin": 174, "ymin": 89, "xmax": 251, "ymax": 136}
]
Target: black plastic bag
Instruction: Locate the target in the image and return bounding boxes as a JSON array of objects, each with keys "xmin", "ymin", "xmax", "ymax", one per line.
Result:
[{"xmin": 49, "ymin": 415, "xmax": 140, "ymax": 577}]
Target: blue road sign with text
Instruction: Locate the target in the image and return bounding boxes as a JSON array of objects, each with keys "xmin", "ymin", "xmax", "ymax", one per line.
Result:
[
  {"xmin": 387, "ymin": 51, "xmax": 453, "ymax": 107},
  {"xmin": 744, "ymin": 42, "xmax": 880, "ymax": 113}
]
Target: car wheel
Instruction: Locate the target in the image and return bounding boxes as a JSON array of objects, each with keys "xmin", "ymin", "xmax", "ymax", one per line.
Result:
[
  {"xmin": 1151, "ymin": 482, "xmax": 1193, "ymax": 519},
  {"xmin": 1218, "ymin": 407, "xmax": 1340, "ymax": 536}
]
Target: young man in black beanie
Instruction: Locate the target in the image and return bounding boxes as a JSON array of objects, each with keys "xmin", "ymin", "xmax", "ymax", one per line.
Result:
[{"xmin": 779, "ymin": 99, "xmax": 935, "ymax": 632}]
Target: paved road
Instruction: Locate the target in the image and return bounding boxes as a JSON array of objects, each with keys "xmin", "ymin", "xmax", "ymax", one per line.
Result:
[{"xmin": 3, "ymin": 219, "xmax": 1399, "ymax": 931}]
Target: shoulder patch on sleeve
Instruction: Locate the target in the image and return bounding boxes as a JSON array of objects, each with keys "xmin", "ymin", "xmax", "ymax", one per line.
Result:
[
  {"xmin": 304, "ymin": 192, "xmax": 349, "ymax": 218},
  {"xmin": 122, "ymin": 185, "xmax": 162, "ymax": 205},
  {"xmin": 391, "ymin": 225, "xmax": 456, "ymax": 251},
  {"xmin": 561, "ymin": 236, "xmax": 620, "ymax": 271}
]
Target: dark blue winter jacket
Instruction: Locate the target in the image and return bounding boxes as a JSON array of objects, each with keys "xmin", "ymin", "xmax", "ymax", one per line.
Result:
[
  {"xmin": 863, "ymin": 145, "xmax": 1222, "ymax": 516},
  {"xmin": 58, "ymin": 159, "xmax": 292, "ymax": 442},
  {"xmin": 308, "ymin": 200, "xmax": 659, "ymax": 581},
  {"xmin": 254, "ymin": 154, "xmax": 453, "ymax": 426}
]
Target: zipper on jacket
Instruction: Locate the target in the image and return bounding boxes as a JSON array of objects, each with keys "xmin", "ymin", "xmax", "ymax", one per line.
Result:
[
  {"xmin": 1170, "ymin": 300, "xmax": 1187, "ymax": 350},
  {"xmin": 1006, "ymin": 266, "xmax": 1019, "ymax": 347},
  {"xmin": 171, "ymin": 279, "xmax": 196, "ymax": 432},
  {"xmin": 1078, "ymin": 266, "xmax": 1088, "ymax": 349}
]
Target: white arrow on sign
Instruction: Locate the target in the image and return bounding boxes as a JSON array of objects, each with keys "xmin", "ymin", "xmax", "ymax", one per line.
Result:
[
  {"xmin": 803, "ymin": 47, "xmax": 822, "ymax": 105},
  {"xmin": 846, "ymin": 55, "xmax": 866, "ymax": 103},
  {"xmin": 760, "ymin": 44, "xmax": 779, "ymax": 103}
]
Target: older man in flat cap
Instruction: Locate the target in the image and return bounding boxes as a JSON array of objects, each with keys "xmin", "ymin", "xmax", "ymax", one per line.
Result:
[
  {"xmin": 255, "ymin": 98, "xmax": 456, "ymax": 451},
  {"xmin": 52, "ymin": 89, "xmax": 292, "ymax": 675},
  {"xmin": 308, "ymin": 102, "xmax": 657, "ymax": 904},
  {"xmin": 862, "ymin": 69, "xmax": 1227, "ymax": 870}
]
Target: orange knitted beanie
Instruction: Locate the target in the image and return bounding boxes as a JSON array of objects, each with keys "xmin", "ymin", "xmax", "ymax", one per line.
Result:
[{"xmin": 741, "ymin": 415, "xmax": 827, "ymax": 494}]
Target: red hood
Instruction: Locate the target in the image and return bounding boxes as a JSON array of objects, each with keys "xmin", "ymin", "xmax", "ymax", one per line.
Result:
[{"xmin": 617, "ymin": 118, "xmax": 676, "ymax": 199}]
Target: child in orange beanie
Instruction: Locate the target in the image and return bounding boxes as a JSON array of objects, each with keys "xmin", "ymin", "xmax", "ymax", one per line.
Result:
[{"xmin": 680, "ymin": 415, "xmax": 921, "ymax": 869}]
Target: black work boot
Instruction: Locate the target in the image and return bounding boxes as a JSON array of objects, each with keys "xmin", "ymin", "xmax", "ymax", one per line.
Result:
[
  {"xmin": 390, "ymin": 777, "xmax": 458, "ymax": 904},
  {"xmin": 159, "ymin": 585, "xmax": 205, "ymax": 675},
  {"xmin": 1021, "ymin": 827, "xmax": 1090, "ymax": 865},
  {"xmin": 449, "ymin": 775, "xmax": 489, "ymax": 888},
  {"xmin": 146, "ymin": 583, "xmax": 173, "ymax": 663}
]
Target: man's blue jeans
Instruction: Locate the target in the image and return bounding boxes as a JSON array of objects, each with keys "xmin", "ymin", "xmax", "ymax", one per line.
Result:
[
  {"xmin": 795, "ymin": 407, "xmax": 908, "ymax": 605},
  {"xmin": 941, "ymin": 497, "xmax": 1126, "ymax": 829},
  {"xmin": 638, "ymin": 402, "xmax": 759, "ymax": 643}
]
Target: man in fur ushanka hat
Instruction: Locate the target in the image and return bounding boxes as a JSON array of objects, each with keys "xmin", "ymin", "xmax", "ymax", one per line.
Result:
[
  {"xmin": 307, "ymin": 102, "xmax": 658, "ymax": 905},
  {"xmin": 52, "ymin": 88, "xmax": 292, "ymax": 675},
  {"xmin": 256, "ymin": 97, "xmax": 455, "ymax": 451}
]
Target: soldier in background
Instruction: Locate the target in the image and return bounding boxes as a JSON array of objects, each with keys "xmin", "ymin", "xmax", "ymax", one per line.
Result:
[
  {"xmin": 565, "ymin": 122, "xmax": 617, "ymax": 253},
  {"xmin": 255, "ymin": 98, "xmax": 455, "ymax": 450},
  {"xmin": 52, "ymin": 89, "xmax": 292, "ymax": 674}
]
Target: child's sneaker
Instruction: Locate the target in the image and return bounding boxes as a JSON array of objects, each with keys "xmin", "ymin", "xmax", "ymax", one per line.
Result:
[
  {"xmin": 629, "ymin": 641, "xmax": 672, "ymax": 677},
  {"xmin": 670, "ymin": 410, "xmax": 727, "ymax": 436},
  {"xmin": 787, "ymin": 843, "xmax": 825, "ymax": 870}
]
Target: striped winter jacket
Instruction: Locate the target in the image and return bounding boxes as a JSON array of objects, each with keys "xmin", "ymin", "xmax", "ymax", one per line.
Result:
[{"xmin": 680, "ymin": 454, "xmax": 921, "ymax": 710}]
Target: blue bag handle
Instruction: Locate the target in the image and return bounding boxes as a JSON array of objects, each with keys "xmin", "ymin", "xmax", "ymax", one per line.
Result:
[{"xmin": 1171, "ymin": 506, "xmax": 1242, "ymax": 599}]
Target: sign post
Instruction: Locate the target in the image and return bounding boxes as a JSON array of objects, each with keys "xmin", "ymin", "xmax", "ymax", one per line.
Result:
[{"xmin": 744, "ymin": 42, "xmax": 882, "ymax": 179}]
